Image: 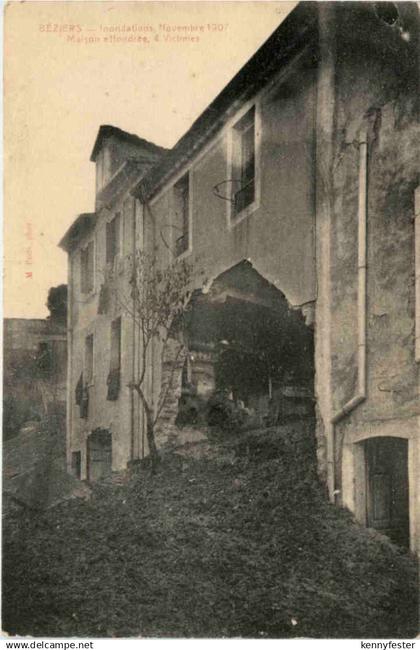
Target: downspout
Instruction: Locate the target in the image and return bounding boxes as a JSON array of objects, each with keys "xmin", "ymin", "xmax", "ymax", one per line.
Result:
[
  {"xmin": 135, "ymin": 190, "xmax": 151, "ymax": 459},
  {"xmin": 130, "ymin": 197, "xmax": 137, "ymax": 461},
  {"xmin": 315, "ymin": 2, "xmax": 336, "ymax": 499},
  {"xmin": 141, "ymin": 200, "xmax": 146, "ymax": 459},
  {"xmin": 331, "ymin": 131, "xmax": 368, "ymax": 497},
  {"xmin": 150, "ymin": 199, "xmax": 156, "ymax": 451},
  {"xmin": 415, "ymin": 186, "xmax": 420, "ymax": 363},
  {"xmin": 66, "ymin": 253, "xmax": 73, "ymax": 475},
  {"xmin": 415, "ymin": 186, "xmax": 420, "ymax": 567}
]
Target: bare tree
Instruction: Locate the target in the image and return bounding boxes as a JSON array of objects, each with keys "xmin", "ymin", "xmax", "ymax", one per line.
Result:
[{"xmin": 113, "ymin": 250, "xmax": 192, "ymax": 472}]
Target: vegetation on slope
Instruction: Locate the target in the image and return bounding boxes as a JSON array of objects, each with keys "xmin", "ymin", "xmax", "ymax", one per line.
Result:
[{"xmin": 3, "ymin": 427, "xmax": 418, "ymax": 638}]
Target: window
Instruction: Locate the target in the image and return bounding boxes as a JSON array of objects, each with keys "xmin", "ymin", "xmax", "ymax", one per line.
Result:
[
  {"xmin": 96, "ymin": 149, "xmax": 104, "ymax": 195},
  {"xmin": 173, "ymin": 173, "xmax": 190, "ymax": 257},
  {"xmin": 123, "ymin": 198, "xmax": 134, "ymax": 258},
  {"xmin": 232, "ymin": 106, "xmax": 256, "ymax": 217},
  {"xmin": 80, "ymin": 241, "xmax": 94, "ymax": 294},
  {"xmin": 96, "ymin": 146, "xmax": 111, "ymax": 194},
  {"xmin": 75, "ymin": 371, "xmax": 88, "ymax": 418},
  {"xmin": 36, "ymin": 341, "xmax": 52, "ymax": 373},
  {"xmin": 106, "ymin": 213, "xmax": 121, "ymax": 265},
  {"xmin": 107, "ymin": 317, "xmax": 121, "ymax": 400},
  {"xmin": 110, "ymin": 317, "xmax": 121, "ymax": 371},
  {"xmin": 135, "ymin": 198, "xmax": 145, "ymax": 251},
  {"xmin": 71, "ymin": 451, "xmax": 82, "ymax": 479},
  {"xmin": 84, "ymin": 333, "xmax": 94, "ymax": 385}
]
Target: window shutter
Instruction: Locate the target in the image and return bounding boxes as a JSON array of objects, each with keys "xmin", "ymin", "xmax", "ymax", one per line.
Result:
[
  {"xmin": 232, "ymin": 106, "xmax": 256, "ymax": 216},
  {"xmin": 114, "ymin": 213, "xmax": 121, "ymax": 259},
  {"xmin": 87, "ymin": 241, "xmax": 94, "ymax": 292},
  {"xmin": 110, "ymin": 317, "xmax": 122, "ymax": 371},
  {"xmin": 80, "ymin": 248, "xmax": 87, "ymax": 294},
  {"xmin": 107, "ymin": 317, "xmax": 122, "ymax": 400},
  {"xmin": 173, "ymin": 174, "xmax": 189, "ymax": 257},
  {"xmin": 106, "ymin": 214, "xmax": 121, "ymax": 265},
  {"xmin": 106, "ymin": 220, "xmax": 113, "ymax": 264}
]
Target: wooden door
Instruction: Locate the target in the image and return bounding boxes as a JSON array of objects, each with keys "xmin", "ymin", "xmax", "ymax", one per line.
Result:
[
  {"xmin": 87, "ymin": 430, "xmax": 112, "ymax": 482},
  {"xmin": 365, "ymin": 437, "xmax": 409, "ymax": 548}
]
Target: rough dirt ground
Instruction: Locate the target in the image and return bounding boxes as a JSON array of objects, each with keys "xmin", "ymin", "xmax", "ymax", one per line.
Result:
[{"xmin": 3, "ymin": 428, "xmax": 418, "ymax": 638}]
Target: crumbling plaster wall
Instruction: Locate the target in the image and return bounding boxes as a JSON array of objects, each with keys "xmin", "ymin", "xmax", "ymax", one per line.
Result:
[
  {"xmin": 312, "ymin": 3, "xmax": 420, "ymax": 556},
  {"xmin": 330, "ymin": 5, "xmax": 419, "ymax": 429},
  {"xmin": 327, "ymin": 3, "xmax": 420, "ymax": 534},
  {"xmin": 153, "ymin": 337, "xmax": 188, "ymax": 448}
]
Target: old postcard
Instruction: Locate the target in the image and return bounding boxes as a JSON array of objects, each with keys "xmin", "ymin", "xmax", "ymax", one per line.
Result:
[{"xmin": 3, "ymin": 0, "xmax": 419, "ymax": 641}]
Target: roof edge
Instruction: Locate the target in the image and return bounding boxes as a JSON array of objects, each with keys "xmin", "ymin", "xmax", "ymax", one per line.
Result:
[
  {"xmin": 58, "ymin": 212, "xmax": 97, "ymax": 252},
  {"xmin": 132, "ymin": 1, "xmax": 317, "ymax": 202},
  {"xmin": 90, "ymin": 125, "xmax": 168, "ymax": 162}
]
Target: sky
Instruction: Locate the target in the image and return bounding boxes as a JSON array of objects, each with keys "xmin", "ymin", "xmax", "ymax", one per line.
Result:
[{"xmin": 4, "ymin": 0, "xmax": 296, "ymax": 318}]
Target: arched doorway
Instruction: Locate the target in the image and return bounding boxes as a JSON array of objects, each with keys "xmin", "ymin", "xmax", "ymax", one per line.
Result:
[
  {"xmin": 364, "ymin": 437, "xmax": 409, "ymax": 548},
  {"xmin": 87, "ymin": 429, "xmax": 112, "ymax": 481}
]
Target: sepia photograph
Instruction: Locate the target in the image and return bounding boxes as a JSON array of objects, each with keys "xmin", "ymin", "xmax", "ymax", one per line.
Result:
[{"xmin": 2, "ymin": 0, "xmax": 419, "ymax": 640}]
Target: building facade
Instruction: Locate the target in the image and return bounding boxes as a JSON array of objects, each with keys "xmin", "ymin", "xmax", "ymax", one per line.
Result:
[{"xmin": 60, "ymin": 3, "xmax": 420, "ymax": 555}]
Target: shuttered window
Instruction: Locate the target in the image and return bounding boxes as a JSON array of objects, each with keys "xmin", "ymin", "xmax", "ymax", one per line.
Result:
[
  {"xmin": 80, "ymin": 241, "xmax": 94, "ymax": 294},
  {"xmin": 110, "ymin": 317, "xmax": 122, "ymax": 371},
  {"xmin": 123, "ymin": 198, "xmax": 134, "ymax": 259},
  {"xmin": 173, "ymin": 174, "xmax": 190, "ymax": 257},
  {"xmin": 107, "ymin": 317, "xmax": 121, "ymax": 401},
  {"xmin": 106, "ymin": 213, "xmax": 121, "ymax": 265},
  {"xmin": 232, "ymin": 106, "xmax": 255, "ymax": 216},
  {"xmin": 85, "ymin": 333, "xmax": 94, "ymax": 384}
]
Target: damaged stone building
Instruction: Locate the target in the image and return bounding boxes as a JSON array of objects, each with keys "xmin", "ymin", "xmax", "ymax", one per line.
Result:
[{"xmin": 59, "ymin": 2, "xmax": 420, "ymax": 555}]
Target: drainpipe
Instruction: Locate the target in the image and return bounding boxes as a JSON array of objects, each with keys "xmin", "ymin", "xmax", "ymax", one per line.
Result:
[
  {"xmin": 136, "ymin": 194, "xmax": 150, "ymax": 459},
  {"xmin": 141, "ymin": 201, "xmax": 146, "ymax": 459},
  {"xmin": 415, "ymin": 186, "xmax": 420, "ymax": 363},
  {"xmin": 415, "ymin": 186, "xmax": 420, "ymax": 595},
  {"xmin": 130, "ymin": 197, "xmax": 137, "ymax": 462},
  {"xmin": 331, "ymin": 131, "xmax": 368, "ymax": 496},
  {"xmin": 150, "ymin": 199, "xmax": 157, "ymax": 449},
  {"xmin": 66, "ymin": 253, "xmax": 73, "ymax": 475},
  {"xmin": 315, "ymin": 2, "xmax": 336, "ymax": 499}
]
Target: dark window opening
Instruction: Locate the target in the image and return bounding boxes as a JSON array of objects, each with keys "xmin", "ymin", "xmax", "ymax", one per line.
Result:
[
  {"xmin": 75, "ymin": 372, "xmax": 89, "ymax": 419},
  {"xmin": 232, "ymin": 106, "xmax": 255, "ymax": 217},
  {"xmin": 71, "ymin": 450, "xmax": 82, "ymax": 479},
  {"xmin": 173, "ymin": 174, "xmax": 190, "ymax": 257},
  {"xmin": 36, "ymin": 341, "xmax": 53, "ymax": 373},
  {"xmin": 374, "ymin": 2, "xmax": 399, "ymax": 26},
  {"xmin": 107, "ymin": 317, "xmax": 121, "ymax": 400},
  {"xmin": 106, "ymin": 213, "xmax": 121, "ymax": 265},
  {"xmin": 80, "ymin": 241, "xmax": 94, "ymax": 294},
  {"xmin": 85, "ymin": 334, "xmax": 94, "ymax": 385},
  {"xmin": 181, "ymin": 357, "xmax": 191, "ymax": 389}
]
